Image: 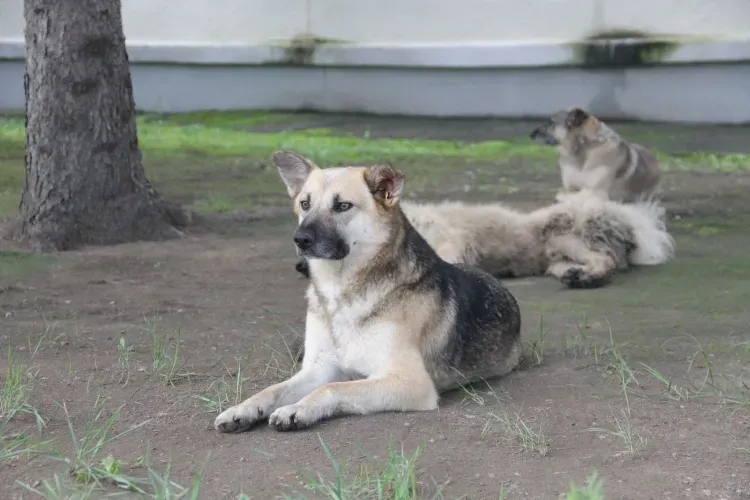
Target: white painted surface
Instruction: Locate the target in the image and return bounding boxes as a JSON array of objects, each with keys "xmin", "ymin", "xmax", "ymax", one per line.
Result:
[
  {"xmin": 2, "ymin": 0, "xmax": 750, "ymax": 44},
  {"xmin": 2, "ymin": 0, "xmax": 750, "ymax": 123}
]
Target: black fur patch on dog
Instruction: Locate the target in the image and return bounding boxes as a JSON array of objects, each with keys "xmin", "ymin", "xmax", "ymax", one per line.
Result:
[{"xmin": 295, "ymin": 258, "xmax": 310, "ymax": 278}]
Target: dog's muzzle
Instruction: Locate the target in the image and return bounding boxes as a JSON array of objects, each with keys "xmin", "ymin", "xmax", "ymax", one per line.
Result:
[
  {"xmin": 529, "ymin": 126, "xmax": 558, "ymax": 146},
  {"xmin": 293, "ymin": 223, "xmax": 349, "ymax": 261}
]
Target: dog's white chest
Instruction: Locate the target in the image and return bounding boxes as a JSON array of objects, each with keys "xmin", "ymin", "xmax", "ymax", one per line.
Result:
[
  {"xmin": 313, "ymin": 282, "xmax": 394, "ymax": 378},
  {"xmin": 560, "ymin": 162, "xmax": 588, "ymax": 189},
  {"xmin": 328, "ymin": 303, "xmax": 378, "ymax": 376}
]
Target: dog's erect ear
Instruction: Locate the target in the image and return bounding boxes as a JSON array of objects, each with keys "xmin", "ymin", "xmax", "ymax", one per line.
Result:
[
  {"xmin": 565, "ymin": 108, "xmax": 589, "ymax": 129},
  {"xmin": 271, "ymin": 150, "xmax": 319, "ymax": 198},
  {"xmin": 364, "ymin": 164, "xmax": 405, "ymax": 207}
]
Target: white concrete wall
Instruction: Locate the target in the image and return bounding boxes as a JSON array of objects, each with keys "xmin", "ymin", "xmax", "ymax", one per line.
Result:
[{"xmin": 2, "ymin": 0, "xmax": 750, "ymax": 45}]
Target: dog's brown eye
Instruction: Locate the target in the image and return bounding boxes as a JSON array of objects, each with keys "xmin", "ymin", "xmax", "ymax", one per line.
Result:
[
  {"xmin": 300, "ymin": 199, "xmax": 310, "ymax": 210},
  {"xmin": 334, "ymin": 202, "xmax": 352, "ymax": 213}
]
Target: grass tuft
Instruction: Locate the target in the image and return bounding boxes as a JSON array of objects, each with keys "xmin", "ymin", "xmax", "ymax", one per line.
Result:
[
  {"xmin": 284, "ymin": 435, "xmax": 443, "ymax": 500},
  {"xmin": 484, "ymin": 409, "xmax": 549, "ymax": 457},
  {"xmin": 587, "ymin": 405, "xmax": 646, "ymax": 456},
  {"xmin": 520, "ymin": 312, "xmax": 548, "ymax": 369},
  {"xmin": 147, "ymin": 323, "xmax": 193, "ymax": 385},
  {"xmin": 196, "ymin": 359, "xmax": 249, "ymax": 414},
  {"xmin": 39, "ymin": 399, "xmax": 148, "ymax": 489},
  {"xmin": 1, "ymin": 342, "xmax": 46, "ymax": 433},
  {"xmin": 565, "ymin": 472, "xmax": 606, "ymax": 500}
]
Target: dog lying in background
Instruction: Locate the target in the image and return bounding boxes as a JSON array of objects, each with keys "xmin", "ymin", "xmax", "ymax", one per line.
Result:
[
  {"xmin": 294, "ymin": 184, "xmax": 675, "ymax": 289},
  {"xmin": 530, "ymin": 107, "xmax": 662, "ymax": 204},
  {"xmin": 214, "ymin": 151, "xmax": 522, "ymax": 433}
]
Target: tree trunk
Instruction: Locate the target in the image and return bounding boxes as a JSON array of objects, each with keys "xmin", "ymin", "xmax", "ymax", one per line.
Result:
[{"xmin": 13, "ymin": 0, "xmax": 188, "ymax": 252}]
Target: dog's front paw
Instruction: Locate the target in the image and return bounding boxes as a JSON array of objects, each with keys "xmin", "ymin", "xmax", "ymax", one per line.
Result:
[
  {"xmin": 269, "ymin": 404, "xmax": 322, "ymax": 431},
  {"xmin": 214, "ymin": 404, "xmax": 265, "ymax": 433}
]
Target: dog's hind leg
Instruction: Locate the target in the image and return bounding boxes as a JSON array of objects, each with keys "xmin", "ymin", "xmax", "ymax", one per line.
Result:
[
  {"xmin": 268, "ymin": 353, "xmax": 439, "ymax": 431},
  {"xmin": 545, "ymin": 234, "xmax": 615, "ymax": 289}
]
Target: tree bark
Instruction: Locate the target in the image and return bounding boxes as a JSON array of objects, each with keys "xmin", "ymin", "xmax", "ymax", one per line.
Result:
[{"xmin": 13, "ymin": 0, "xmax": 188, "ymax": 252}]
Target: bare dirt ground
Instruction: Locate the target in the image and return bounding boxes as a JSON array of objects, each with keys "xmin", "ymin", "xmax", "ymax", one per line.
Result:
[{"xmin": 1, "ymin": 115, "xmax": 749, "ymax": 499}]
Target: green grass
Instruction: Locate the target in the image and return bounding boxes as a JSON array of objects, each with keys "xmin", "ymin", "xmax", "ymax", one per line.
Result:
[
  {"xmin": 0, "ymin": 116, "xmax": 548, "ymax": 163},
  {"xmin": 137, "ymin": 110, "xmax": 298, "ymax": 129},
  {"xmin": 1, "ymin": 111, "xmax": 749, "ymax": 218},
  {"xmin": 0, "ymin": 250, "xmax": 57, "ymax": 278},
  {"xmin": 286, "ymin": 436, "xmax": 429, "ymax": 500},
  {"xmin": 565, "ymin": 473, "xmax": 606, "ymax": 500},
  {"xmin": 484, "ymin": 409, "xmax": 550, "ymax": 457}
]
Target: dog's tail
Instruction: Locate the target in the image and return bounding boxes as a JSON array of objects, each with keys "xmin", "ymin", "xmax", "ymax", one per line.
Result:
[
  {"xmin": 552, "ymin": 190, "xmax": 675, "ymax": 267},
  {"xmin": 615, "ymin": 198, "xmax": 675, "ymax": 266}
]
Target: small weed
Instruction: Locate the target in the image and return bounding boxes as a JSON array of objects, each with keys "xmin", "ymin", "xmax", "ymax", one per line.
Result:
[
  {"xmin": 562, "ymin": 313, "xmax": 595, "ymax": 358},
  {"xmin": 484, "ymin": 410, "xmax": 549, "ymax": 457},
  {"xmin": 41, "ymin": 398, "xmax": 150, "ymax": 490},
  {"xmin": 639, "ymin": 363, "xmax": 692, "ymax": 401},
  {"xmin": 260, "ymin": 336, "xmax": 305, "ymax": 381},
  {"xmin": 456, "ymin": 375, "xmax": 509, "ymax": 408},
  {"xmin": 196, "ymin": 359, "xmax": 249, "ymax": 414},
  {"xmin": 20, "ymin": 449, "xmax": 209, "ymax": 499},
  {"xmin": 642, "ymin": 333, "xmax": 748, "ymax": 408},
  {"xmin": 286, "ymin": 435, "xmax": 440, "ymax": 499},
  {"xmin": 117, "ymin": 336, "xmax": 135, "ymax": 386},
  {"xmin": 565, "ymin": 472, "xmax": 606, "ymax": 500},
  {"xmin": 142, "ymin": 451, "xmax": 207, "ymax": 500},
  {"xmin": 458, "ymin": 382, "xmax": 488, "ymax": 407},
  {"xmin": 17, "ymin": 474, "xmax": 97, "ymax": 499},
  {"xmin": 0, "ymin": 408, "xmax": 51, "ymax": 463},
  {"xmin": 587, "ymin": 406, "xmax": 646, "ymax": 455},
  {"xmin": 521, "ymin": 313, "xmax": 548, "ymax": 368},
  {"xmin": 601, "ymin": 326, "xmax": 639, "ymax": 415},
  {"xmin": 1, "ymin": 344, "xmax": 45, "ymax": 433},
  {"xmin": 148, "ymin": 325, "xmax": 192, "ymax": 385}
]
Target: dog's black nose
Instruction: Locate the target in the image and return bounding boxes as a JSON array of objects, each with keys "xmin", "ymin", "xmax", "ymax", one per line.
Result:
[
  {"xmin": 293, "ymin": 228, "xmax": 315, "ymax": 250},
  {"xmin": 530, "ymin": 128, "xmax": 539, "ymax": 139}
]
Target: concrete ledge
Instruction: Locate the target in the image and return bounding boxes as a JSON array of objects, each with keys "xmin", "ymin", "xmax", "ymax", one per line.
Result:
[
  {"xmin": 2, "ymin": 38, "xmax": 750, "ymax": 67},
  {"xmin": 1, "ymin": 39, "xmax": 750, "ymax": 123}
]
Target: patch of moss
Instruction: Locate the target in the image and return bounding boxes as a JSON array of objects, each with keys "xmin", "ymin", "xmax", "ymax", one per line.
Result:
[
  {"xmin": 137, "ymin": 110, "xmax": 299, "ymax": 129},
  {"xmin": 670, "ymin": 221, "xmax": 727, "ymax": 237},
  {"xmin": 0, "ymin": 251, "xmax": 56, "ymax": 277},
  {"xmin": 657, "ymin": 152, "xmax": 750, "ymax": 173}
]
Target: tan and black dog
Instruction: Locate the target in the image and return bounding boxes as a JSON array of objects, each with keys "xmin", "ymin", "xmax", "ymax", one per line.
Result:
[
  {"xmin": 530, "ymin": 107, "xmax": 662, "ymax": 204},
  {"xmin": 214, "ymin": 151, "xmax": 522, "ymax": 433}
]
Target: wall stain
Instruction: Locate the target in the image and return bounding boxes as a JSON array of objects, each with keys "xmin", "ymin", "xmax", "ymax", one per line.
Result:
[
  {"xmin": 572, "ymin": 29, "xmax": 680, "ymax": 67},
  {"xmin": 274, "ymin": 33, "xmax": 348, "ymax": 66}
]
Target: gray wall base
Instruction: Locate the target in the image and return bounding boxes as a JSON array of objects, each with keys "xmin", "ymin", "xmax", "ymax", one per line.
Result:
[{"xmin": 2, "ymin": 40, "xmax": 749, "ymax": 124}]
